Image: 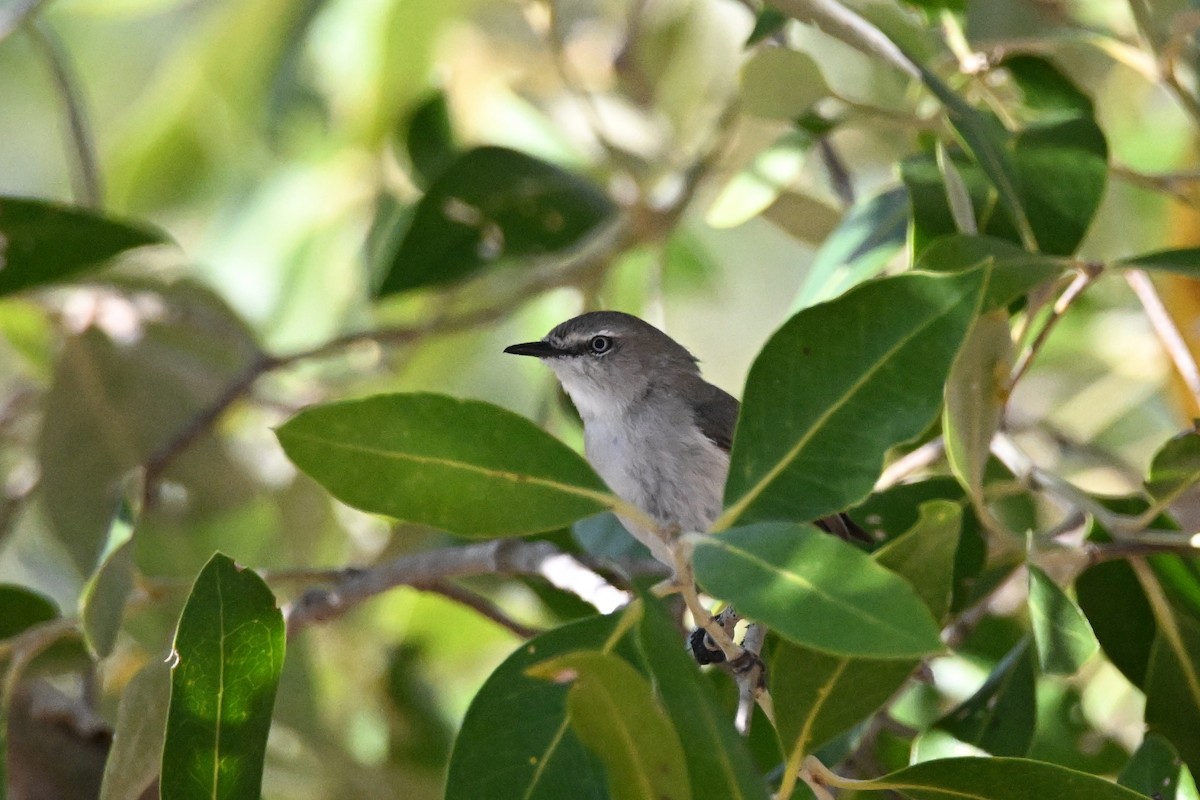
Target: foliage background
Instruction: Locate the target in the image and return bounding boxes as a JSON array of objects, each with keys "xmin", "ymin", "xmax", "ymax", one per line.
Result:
[{"xmin": 4, "ymin": 0, "xmax": 1200, "ymax": 797}]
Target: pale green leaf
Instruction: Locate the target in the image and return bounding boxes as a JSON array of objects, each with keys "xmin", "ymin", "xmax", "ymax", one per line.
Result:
[{"xmin": 1028, "ymin": 564, "xmax": 1099, "ymax": 675}]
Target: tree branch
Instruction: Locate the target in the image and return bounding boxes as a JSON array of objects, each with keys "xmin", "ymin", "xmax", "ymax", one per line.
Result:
[
  {"xmin": 1126, "ymin": 268, "xmax": 1200, "ymax": 412},
  {"xmin": 281, "ymin": 539, "xmax": 631, "ymax": 638}
]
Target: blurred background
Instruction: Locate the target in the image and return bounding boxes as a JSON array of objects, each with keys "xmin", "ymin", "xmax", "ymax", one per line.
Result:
[{"xmin": 3, "ymin": 0, "xmax": 1200, "ymax": 797}]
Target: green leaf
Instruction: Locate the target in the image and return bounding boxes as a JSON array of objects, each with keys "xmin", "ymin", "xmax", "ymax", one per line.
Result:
[
  {"xmin": 403, "ymin": 91, "xmax": 458, "ymax": 188},
  {"xmin": 790, "ymin": 186, "xmax": 908, "ymax": 310},
  {"xmin": 528, "ymin": 650, "xmax": 691, "ymax": 800},
  {"xmin": 99, "ymin": 658, "xmax": 172, "ymax": 800},
  {"xmin": 720, "ymin": 269, "xmax": 985, "ymax": 528},
  {"xmin": 276, "ymin": 393, "xmax": 614, "ymax": 537},
  {"xmin": 1077, "ymin": 515, "xmax": 1158, "ymax": 687},
  {"xmin": 741, "ymin": 48, "xmax": 829, "ymax": 120},
  {"xmin": 1145, "ymin": 431, "xmax": 1200, "ymax": 509},
  {"xmin": 873, "ymin": 500, "xmax": 963, "ymax": 621},
  {"xmin": 746, "ymin": 7, "xmax": 787, "ymax": 45},
  {"xmin": 1118, "ymin": 733, "xmax": 1182, "ymax": 800},
  {"xmin": 0, "ymin": 197, "xmax": 169, "ymax": 296},
  {"xmin": 79, "ymin": 497, "xmax": 137, "ymax": 659},
  {"xmin": 636, "ymin": 597, "xmax": 769, "ymax": 800},
  {"xmin": 1118, "ymin": 247, "xmax": 1200, "ymax": 277},
  {"xmin": 935, "ymin": 639, "xmax": 1036, "ymax": 756},
  {"xmin": 903, "ymin": 118, "xmax": 1106, "ymax": 258},
  {"xmin": 1002, "ymin": 55, "xmax": 1094, "ymax": 119},
  {"xmin": 693, "ymin": 522, "xmax": 943, "ymax": 658},
  {"xmin": 852, "ymin": 756, "xmax": 1146, "ymax": 799},
  {"xmin": 0, "ymin": 584, "xmax": 58, "ymax": 640},
  {"xmin": 914, "ymin": 234, "xmax": 1066, "ymax": 311},
  {"xmin": 1145, "ymin": 609, "xmax": 1200, "ymax": 777},
  {"xmin": 376, "ymin": 146, "xmax": 616, "ymax": 295},
  {"xmin": 944, "ymin": 311, "xmax": 1013, "ymax": 505},
  {"xmin": 937, "ymin": 140, "xmax": 977, "ymax": 234},
  {"xmin": 446, "ymin": 615, "xmax": 625, "ymax": 800},
  {"xmin": 771, "ymin": 502, "xmax": 958, "ymax": 767},
  {"xmin": 916, "ymin": 66, "xmax": 1037, "ymax": 250},
  {"xmin": 160, "ymin": 552, "xmax": 285, "ymax": 800},
  {"xmin": 1028, "ymin": 564, "xmax": 1100, "ymax": 674}
]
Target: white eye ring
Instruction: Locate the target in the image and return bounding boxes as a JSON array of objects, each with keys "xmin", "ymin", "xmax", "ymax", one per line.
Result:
[{"xmin": 588, "ymin": 335, "xmax": 613, "ymax": 354}]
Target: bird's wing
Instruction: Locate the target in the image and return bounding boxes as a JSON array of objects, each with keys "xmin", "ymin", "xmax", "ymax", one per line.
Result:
[{"xmin": 688, "ymin": 377, "xmax": 740, "ymax": 453}]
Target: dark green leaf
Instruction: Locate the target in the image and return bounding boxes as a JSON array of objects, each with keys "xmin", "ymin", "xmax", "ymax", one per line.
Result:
[
  {"xmin": 854, "ymin": 756, "xmax": 1146, "ymax": 799},
  {"xmin": 944, "ymin": 311, "xmax": 1013, "ymax": 505},
  {"xmin": 446, "ymin": 615, "xmax": 623, "ymax": 800},
  {"xmin": 1119, "ymin": 247, "xmax": 1200, "ymax": 277},
  {"xmin": 99, "ymin": 658, "xmax": 172, "ymax": 800},
  {"xmin": 693, "ymin": 522, "xmax": 943, "ymax": 658},
  {"xmin": 529, "ymin": 650, "xmax": 692, "ymax": 800},
  {"xmin": 1145, "ymin": 609, "xmax": 1200, "ymax": 777},
  {"xmin": 403, "ymin": 91, "xmax": 458, "ymax": 188},
  {"xmin": 79, "ymin": 497, "xmax": 137, "ymax": 659},
  {"xmin": 377, "ymin": 146, "xmax": 615, "ymax": 295},
  {"xmin": 1077, "ymin": 554, "xmax": 1156, "ymax": 688},
  {"xmin": 1028, "ymin": 564, "xmax": 1099, "ymax": 674},
  {"xmin": 935, "ymin": 639, "xmax": 1036, "ymax": 756},
  {"xmin": 0, "ymin": 197, "xmax": 169, "ymax": 296},
  {"xmin": 1145, "ymin": 431, "xmax": 1200, "ymax": 508},
  {"xmin": 746, "ymin": 8, "xmax": 787, "ymax": 45},
  {"xmin": 915, "ymin": 233, "xmax": 1066, "ymax": 311},
  {"xmin": 0, "ymin": 584, "xmax": 58, "ymax": 640},
  {"xmin": 873, "ymin": 500, "xmax": 963, "ymax": 621},
  {"xmin": 1003, "ymin": 55, "xmax": 1094, "ymax": 119},
  {"xmin": 161, "ymin": 553, "xmax": 285, "ymax": 800},
  {"xmin": 903, "ymin": 117, "xmax": 1106, "ymax": 258},
  {"xmin": 791, "ymin": 186, "xmax": 908, "ymax": 309},
  {"xmin": 277, "ymin": 393, "xmax": 614, "ymax": 537},
  {"xmin": 573, "ymin": 512, "xmax": 650, "ymax": 561},
  {"xmin": 1118, "ymin": 733, "xmax": 1181, "ymax": 800},
  {"xmin": 636, "ymin": 597, "xmax": 769, "ymax": 800},
  {"xmin": 720, "ymin": 269, "xmax": 984, "ymax": 528}
]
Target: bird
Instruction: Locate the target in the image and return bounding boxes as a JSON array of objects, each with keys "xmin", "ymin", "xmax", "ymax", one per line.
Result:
[{"xmin": 503, "ymin": 310, "xmax": 867, "ymax": 567}]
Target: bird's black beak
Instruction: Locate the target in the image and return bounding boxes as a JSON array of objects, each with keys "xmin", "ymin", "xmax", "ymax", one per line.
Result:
[{"xmin": 504, "ymin": 340, "xmax": 561, "ymax": 358}]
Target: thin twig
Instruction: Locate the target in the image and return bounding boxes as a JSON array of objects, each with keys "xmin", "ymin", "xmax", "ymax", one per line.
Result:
[
  {"xmin": 1008, "ymin": 263, "xmax": 1102, "ymax": 390},
  {"xmin": 1087, "ymin": 538, "xmax": 1200, "ymax": 565},
  {"xmin": 422, "ymin": 580, "xmax": 543, "ymax": 639},
  {"xmin": 1126, "ymin": 269, "xmax": 1200, "ymax": 412},
  {"xmin": 770, "ymin": 0, "xmax": 919, "ymax": 79},
  {"xmin": 26, "ymin": 21, "xmax": 102, "ymax": 209},
  {"xmin": 874, "ymin": 437, "xmax": 946, "ymax": 491}
]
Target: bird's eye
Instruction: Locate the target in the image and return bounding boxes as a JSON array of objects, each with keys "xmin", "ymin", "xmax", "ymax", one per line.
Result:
[{"xmin": 588, "ymin": 335, "xmax": 613, "ymax": 354}]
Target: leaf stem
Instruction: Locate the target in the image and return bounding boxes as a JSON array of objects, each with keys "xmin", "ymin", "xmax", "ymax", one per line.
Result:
[{"xmin": 1126, "ymin": 269, "xmax": 1200, "ymax": 414}]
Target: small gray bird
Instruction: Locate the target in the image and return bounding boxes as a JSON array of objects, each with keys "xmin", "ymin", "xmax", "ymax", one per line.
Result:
[{"xmin": 504, "ymin": 311, "xmax": 865, "ymax": 566}]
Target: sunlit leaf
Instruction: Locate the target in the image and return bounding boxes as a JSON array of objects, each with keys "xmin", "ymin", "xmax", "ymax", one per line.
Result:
[
  {"xmin": 944, "ymin": 311, "xmax": 1013, "ymax": 505},
  {"xmin": 0, "ymin": 197, "xmax": 168, "ymax": 296},
  {"xmin": 99, "ymin": 658, "xmax": 172, "ymax": 800},
  {"xmin": 937, "ymin": 140, "xmax": 977, "ymax": 234},
  {"xmin": 693, "ymin": 522, "xmax": 943, "ymax": 658},
  {"xmin": 1118, "ymin": 733, "xmax": 1182, "ymax": 800},
  {"xmin": 636, "ymin": 597, "xmax": 769, "ymax": 800},
  {"xmin": 377, "ymin": 146, "xmax": 616, "ymax": 295},
  {"xmin": 848, "ymin": 755, "xmax": 1146, "ymax": 799},
  {"xmin": 1028, "ymin": 564, "xmax": 1099, "ymax": 674},
  {"xmin": 708, "ymin": 133, "xmax": 813, "ymax": 230},
  {"xmin": 935, "ymin": 639, "xmax": 1036, "ymax": 756},
  {"xmin": 161, "ymin": 553, "xmax": 285, "ymax": 800},
  {"xmin": 446, "ymin": 615, "xmax": 626, "ymax": 800},
  {"xmin": 741, "ymin": 48, "xmax": 829, "ymax": 120},
  {"xmin": 720, "ymin": 269, "xmax": 985, "ymax": 528},
  {"xmin": 528, "ymin": 650, "xmax": 691, "ymax": 800},
  {"xmin": 277, "ymin": 393, "xmax": 614, "ymax": 537},
  {"xmin": 772, "ymin": 501, "xmax": 960, "ymax": 765},
  {"xmin": 790, "ymin": 186, "xmax": 908, "ymax": 310},
  {"xmin": 79, "ymin": 497, "xmax": 137, "ymax": 659}
]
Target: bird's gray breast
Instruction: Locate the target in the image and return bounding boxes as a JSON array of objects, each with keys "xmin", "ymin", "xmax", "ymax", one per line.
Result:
[{"xmin": 582, "ymin": 396, "xmax": 730, "ymax": 534}]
